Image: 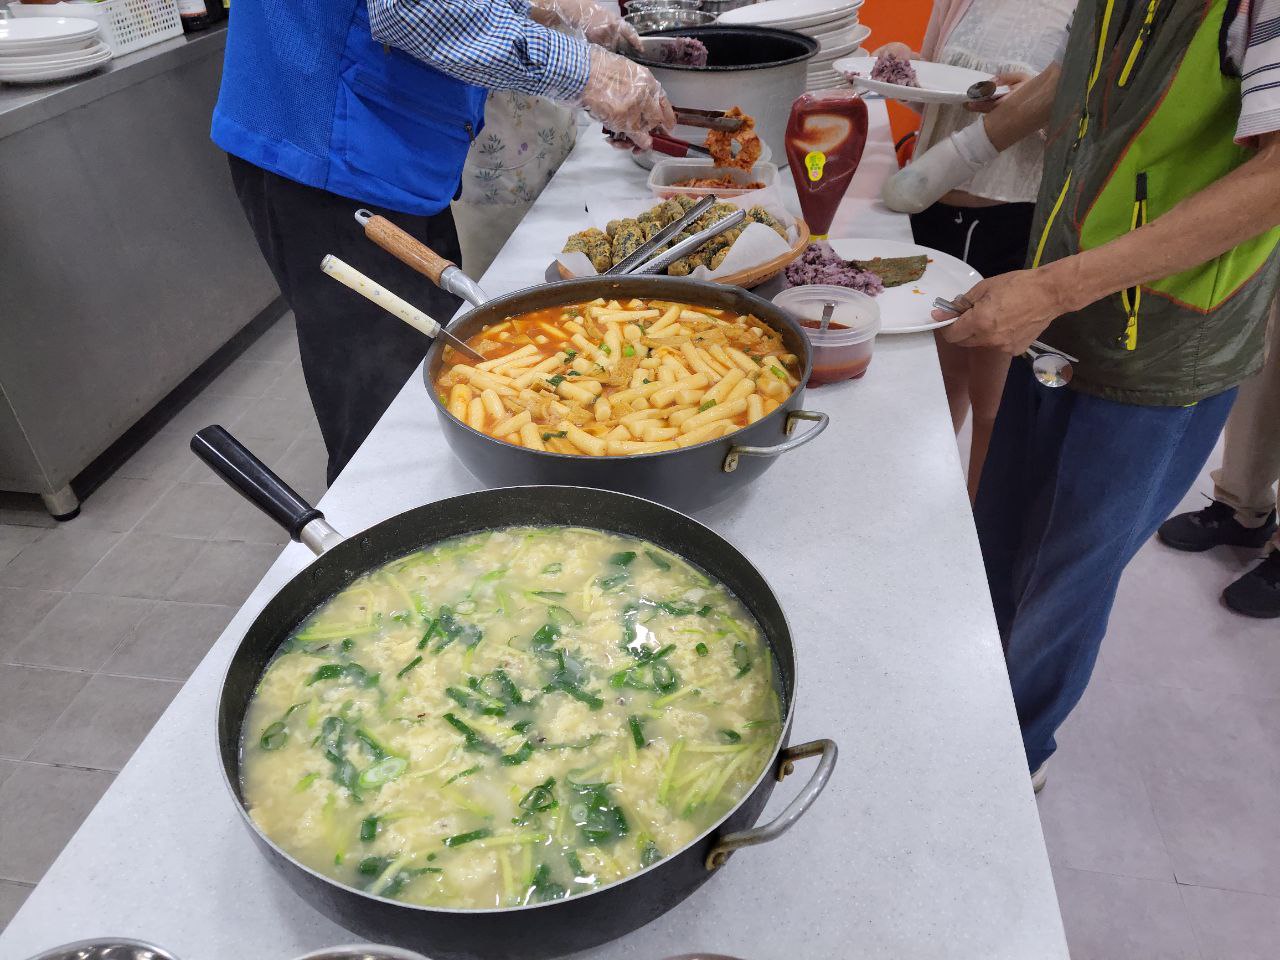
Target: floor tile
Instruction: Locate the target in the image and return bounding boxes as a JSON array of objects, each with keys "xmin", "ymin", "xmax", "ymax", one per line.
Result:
[
  {"xmin": 27, "ymin": 674, "xmax": 180, "ymax": 771},
  {"xmin": 0, "ymin": 759, "xmax": 17, "ymax": 788},
  {"xmin": 0, "ymin": 879, "xmax": 33, "ymax": 930},
  {"xmin": 1037, "ymin": 683, "xmax": 1175, "ymax": 882},
  {"xmin": 7, "ymin": 594, "xmax": 153, "ymax": 672},
  {"xmin": 263, "ymin": 359, "xmax": 308, "ymax": 401},
  {"xmin": 226, "ymin": 392, "xmax": 318, "ymax": 447},
  {"xmin": 164, "ymin": 540, "xmax": 281, "ymax": 606},
  {"xmin": 216, "ymin": 498, "xmax": 290, "ymax": 545},
  {"xmin": 0, "ymin": 665, "xmax": 88, "ymax": 759},
  {"xmin": 156, "ymin": 392, "xmax": 257, "ymax": 442},
  {"xmin": 72, "ymin": 533, "xmax": 205, "ymax": 600},
  {"xmin": 0, "ymin": 528, "xmax": 121, "ymax": 591},
  {"xmin": 113, "ymin": 429, "xmax": 199, "ymax": 486},
  {"xmin": 135, "ymin": 482, "xmax": 243, "ymax": 539},
  {"xmin": 1099, "ymin": 542, "xmax": 1280, "ymax": 700},
  {"xmin": 238, "ymin": 315, "xmax": 297, "ymax": 365},
  {"xmin": 204, "ymin": 359, "xmax": 288, "ymax": 400},
  {"xmin": 0, "ymin": 526, "xmax": 44, "ymax": 568},
  {"xmin": 1144, "ymin": 762, "xmax": 1280, "ymax": 897},
  {"xmin": 102, "ymin": 601, "xmax": 236, "ymax": 681},
  {"xmin": 1051, "ymin": 866, "xmax": 1200, "ymax": 960},
  {"xmin": 275, "ymin": 435, "xmax": 329, "ymax": 494},
  {"xmin": 0, "ymin": 762, "xmax": 114, "ymax": 883},
  {"xmin": 1181, "ymin": 884, "xmax": 1280, "ymax": 960},
  {"xmin": 0, "ymin": 587, "xmax": 64, "ymax": 660},
  {"xmin": 70, "ymin": 476, "xmax": 173, "ymax": 534}
]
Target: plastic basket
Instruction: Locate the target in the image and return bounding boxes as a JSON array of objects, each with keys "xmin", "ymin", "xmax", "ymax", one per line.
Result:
[{"xmin": 10, "ymin": 0, "xmax": 183, "ymax": 56}]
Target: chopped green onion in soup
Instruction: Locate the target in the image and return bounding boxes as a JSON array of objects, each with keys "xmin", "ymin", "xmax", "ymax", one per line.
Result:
[{"xmin": 240, "ymin": 526, "xmax": 781, "ymax": 909}]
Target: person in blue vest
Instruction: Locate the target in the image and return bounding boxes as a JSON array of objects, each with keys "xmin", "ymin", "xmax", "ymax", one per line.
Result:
[{"xmin": 212, "ymin": 0, "xmax": 672, "ymax": 484}]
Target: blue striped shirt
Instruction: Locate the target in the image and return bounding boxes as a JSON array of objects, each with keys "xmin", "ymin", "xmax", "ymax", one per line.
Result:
[{"xmin": 367, "ymin": 0, "xmax": 592, "ymax": 103}]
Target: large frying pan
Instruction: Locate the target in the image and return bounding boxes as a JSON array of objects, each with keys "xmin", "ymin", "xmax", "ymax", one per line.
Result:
[
  {"xmin": 356, "ymin": 213, "xmax": 830, "ymax": 513},
  {"xmin": 192, "ymin": 427, "xmax": 837, "ymax": 960}
]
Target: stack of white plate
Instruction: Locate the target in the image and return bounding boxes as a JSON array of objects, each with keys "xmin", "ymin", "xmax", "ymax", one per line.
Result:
[
  {"xmin": 717, "ymin": 0, "xmax": 870, "ymax": 90},
  {"xmin": 0, "ymin": 18, "xmax": 112, "ymax": 85}
]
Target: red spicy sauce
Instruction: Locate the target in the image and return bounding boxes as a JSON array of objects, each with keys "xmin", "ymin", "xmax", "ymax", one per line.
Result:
[
  {"xmin": 785, "ymin": 92, "xmax": 870, "ymax": 239},
  {"xmin": 799, "ymin": 319, "xmax": 872, "ymax": 384}
]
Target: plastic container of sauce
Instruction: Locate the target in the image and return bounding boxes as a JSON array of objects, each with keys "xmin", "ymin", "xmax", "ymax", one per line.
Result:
[
  {"xmin": 784, "ymin": 91, "xmax": 869, "ymax": 239},
  {"xmin": 773, "ymin": 284, "xmax": 880, "ymax": 384}
]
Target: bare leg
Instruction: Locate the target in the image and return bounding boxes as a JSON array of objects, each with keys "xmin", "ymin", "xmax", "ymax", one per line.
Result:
[
  {"xmin": 966, "ymin": 347, "xmax": 1012, "ymax": 501},
  {"xmin": 935, "ymin": 331, "xmax": 972, "ymax": 433}
]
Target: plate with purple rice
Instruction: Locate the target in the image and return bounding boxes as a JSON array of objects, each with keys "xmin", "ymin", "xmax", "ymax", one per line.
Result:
[
  {"xmin": 784, "ymin": 238, "xmax": 980, "ymax": 334},
  {"xmin": 832, "ymin": 54, "xmax": 996, "ymax": 104}
]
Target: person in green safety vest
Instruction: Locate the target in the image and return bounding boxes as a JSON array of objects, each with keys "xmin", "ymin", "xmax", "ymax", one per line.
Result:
[{"xmin": 881, "ymin": 0, "xmax": 1280, "ymax": 792}]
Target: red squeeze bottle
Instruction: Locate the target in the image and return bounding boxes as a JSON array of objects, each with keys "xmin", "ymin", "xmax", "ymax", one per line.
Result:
[{"xmin": 785, "ymin": 91, "xmax": 870, "ymax": 239}]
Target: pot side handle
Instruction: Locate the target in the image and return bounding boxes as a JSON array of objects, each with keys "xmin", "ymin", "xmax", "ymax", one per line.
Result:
[
  {"xmin": 705, "ymin": 738, "xmax": 838, "ymax": 871},
  {"xmin": 722, "ymin": 410, "xmax": 829, "ymax": 473},
  {"xmin": 190, "ymin": 426, "xmax": 343, "ymax": 556}
]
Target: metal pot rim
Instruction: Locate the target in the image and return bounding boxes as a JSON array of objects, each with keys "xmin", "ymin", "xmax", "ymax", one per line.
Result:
[
  {"xmin": 215, "ymin": 485, "xmax": 800, "ymax": 918},
  {"xmin": 423, "ymin": 277, "xmax": 812, "ymax": 462},
  {"xmin": 634, "ymin": 25, "xmax": 820, "ymax": 72}
]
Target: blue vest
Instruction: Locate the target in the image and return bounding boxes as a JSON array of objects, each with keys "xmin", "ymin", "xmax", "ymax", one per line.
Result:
[{"xmin": 212, "ymin": 1, "xmax": 487, "ymax": 216}]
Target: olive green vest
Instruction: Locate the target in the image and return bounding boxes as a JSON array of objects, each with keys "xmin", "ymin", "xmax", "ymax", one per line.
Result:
[{"xmin": 1031, "ymin": 0, "xmax": 1280, "ymax": 405}]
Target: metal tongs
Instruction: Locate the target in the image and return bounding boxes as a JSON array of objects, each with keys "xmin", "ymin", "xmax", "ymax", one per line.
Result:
[
  {"xmin": 605, "ymin": 107, "xmax": 746, "ymax": 159},
  {"xmin": 933, "ymin": 297, "xmax": 1079, "ymax": 388}
]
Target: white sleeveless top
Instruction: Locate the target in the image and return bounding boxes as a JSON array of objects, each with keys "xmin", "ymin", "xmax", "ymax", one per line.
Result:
[{"xmin": 916, "ymin": 0, "xmax": 1075, "ymax": 203}]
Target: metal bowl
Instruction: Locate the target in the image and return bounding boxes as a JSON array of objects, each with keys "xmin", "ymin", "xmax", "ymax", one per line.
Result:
[
  {"xmin": 293, "ymin": 947, "xmax": 431, "ymax": 960},
  {"xmin": 624, "ymin": 9, "xmax": 717, "ymax": 33},
  {"xmin": 23, "ymin": 941, "xmax": 179, "ymax": 960}
]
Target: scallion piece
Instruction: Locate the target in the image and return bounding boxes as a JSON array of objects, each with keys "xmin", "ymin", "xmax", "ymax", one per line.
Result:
[
  {"xmin": 629, "ymin": 715, "xmax": 647, "ymax": 749},
  {"xmin": 695, "ymin": 642, "xmax": 709, "ymax": 657},
  {"xmin": 259, "ymin": 721, "xmax": 288, "ymax": 751},
  {"xmin": 443, "ymin": 828, "xmax": 493, "ymax": 847},
  {"xmin": 396, "ymin": 655, "xmax": 423, "ymax": 679}
]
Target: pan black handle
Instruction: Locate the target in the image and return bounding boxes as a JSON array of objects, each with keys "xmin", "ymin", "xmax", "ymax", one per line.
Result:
[
  {"xmin": 190, "ymin": 426, "xmax": 342, "ymax": 553},
  {"xmin": 704, "ymin": 738, "xmax": 838, "ymax": 870}
]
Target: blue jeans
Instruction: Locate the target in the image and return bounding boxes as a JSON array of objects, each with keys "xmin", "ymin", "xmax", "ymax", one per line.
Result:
[{"xmin": 975, "ymin": 361, "xmax": 1236, "ymax": 772}]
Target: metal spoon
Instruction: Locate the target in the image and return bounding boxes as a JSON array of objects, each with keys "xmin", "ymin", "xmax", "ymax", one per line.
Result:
[
  {"xmin": 967, "ymin": 79, "xmax": 997, "ymax": 100},
  {"xmin": 931, "ymin": 297, "xmax": 1076, "ymax": 388},
  {"xmin": 819, "ymin": 301, "xmax": 835, "ymax": 332}
]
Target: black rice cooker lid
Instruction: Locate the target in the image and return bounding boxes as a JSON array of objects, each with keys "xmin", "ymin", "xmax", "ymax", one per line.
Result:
[{"xmin": 635, "ymin": 25, "xmax": 819, "ymax": 72}]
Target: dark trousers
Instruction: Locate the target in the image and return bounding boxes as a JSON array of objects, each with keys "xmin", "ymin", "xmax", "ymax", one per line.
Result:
[
  {"xmin": 228, "ymin": 154, "xmax": 464, "ymax": 485},
  {"xmin": 909, "ymin": 201, "xmax": 1037, "ymax": 277},
  {"xmin": 976, "ymin": 362, "xmax": 1236, "ymax": 771}
]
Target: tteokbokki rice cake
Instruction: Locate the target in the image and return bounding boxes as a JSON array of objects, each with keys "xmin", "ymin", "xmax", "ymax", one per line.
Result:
[{"xmin": 434, "ymin": 299, "xmax": 803, "ymax": 457}]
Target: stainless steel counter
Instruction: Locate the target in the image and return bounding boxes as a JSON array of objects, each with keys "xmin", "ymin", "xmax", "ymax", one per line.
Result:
[{"xmin": 0, "ymin": 23, "xmax": 280, "ymax": 515}]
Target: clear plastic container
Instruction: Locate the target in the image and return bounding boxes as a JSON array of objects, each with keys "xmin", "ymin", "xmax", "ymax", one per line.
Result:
[
  {"xmin": 773, "ymin": 284, "xmax": 880, "ymax": 384},
  {"xmin": 647, "ymin": 157, "xmax": 779, "ymax": 199}
]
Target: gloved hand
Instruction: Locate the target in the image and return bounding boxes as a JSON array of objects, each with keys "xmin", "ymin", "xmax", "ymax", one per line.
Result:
[
  {"xmin": 530, "ymin": 0, "xmax": 642, "ymax": 51},
  {"xmin": 579, "ymin": 47, "xmax": 676, "ymax": 151},
  {"xmin": 881, "ymin": 119, "xmax": 999, "ymax": 214}
]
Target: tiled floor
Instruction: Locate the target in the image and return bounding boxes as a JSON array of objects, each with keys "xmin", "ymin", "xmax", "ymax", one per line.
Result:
[{"xmin": 1, "ymin": 317, "xmax": 1277, "ymax": 956}]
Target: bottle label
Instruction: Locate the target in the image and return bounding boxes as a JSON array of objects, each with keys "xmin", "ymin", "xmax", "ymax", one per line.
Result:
[
  {"xmin": 175, "ymin": 0, "xmax": 205, "ymax": 14},
  {"xmin": 804, "ymin": 151, "xmax": 826, "ymax": 182}
]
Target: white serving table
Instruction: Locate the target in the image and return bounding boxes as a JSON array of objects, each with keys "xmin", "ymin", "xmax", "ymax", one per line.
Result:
[{"xmin": 0, "ymin": 101, "xmax": 1067, "ymax": 960}]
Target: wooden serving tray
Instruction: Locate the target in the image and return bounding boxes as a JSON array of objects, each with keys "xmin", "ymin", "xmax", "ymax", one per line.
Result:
[{"xmin": 557, "ymin": 219, "xmax": 811, "ymax": 289}]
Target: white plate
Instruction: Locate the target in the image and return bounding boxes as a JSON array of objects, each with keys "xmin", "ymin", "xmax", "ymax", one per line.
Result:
[
  {"xmin": 823, "ymin": 238, "xmax": 981, "ymax": 334},
  {"xmin": 812, "ymin": 21, "xmax": 869, "ymax": 53},
  {"xmin": 833, "ymin": 55, "xmax": 994, "ymax": 104},
  {"xmin": 0, "ymin": 47, "xmax": 111, "ymax": 82},
  {"xmin": 0, "ymin": 39, "xmax": 110, "ymax": 67},
  {"xmin": 719, "ymin": 0, "xmax": 864, "ymax": 30},
  {"xmin": 0, "ymin": 17, "xmax": 100, "ymax": 52}
]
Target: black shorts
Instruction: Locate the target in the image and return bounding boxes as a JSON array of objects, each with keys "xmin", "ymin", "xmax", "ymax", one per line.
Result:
[{"xmin": 909, "ymin": 201, "xmax": 1037, "ymax": 281}]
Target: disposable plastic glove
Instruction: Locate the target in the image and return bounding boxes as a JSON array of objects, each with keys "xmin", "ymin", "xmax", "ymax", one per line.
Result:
[
  {"xmin": 881, "ymin": 119, "xmax": 999, "ymax": 214},
  {"xmin": 579, "ymin": 47, "xmax": 676, "ymax": 151},
  {"xmin": 530, "ymin": 0, "xmax": 642, "ymax": 51}
]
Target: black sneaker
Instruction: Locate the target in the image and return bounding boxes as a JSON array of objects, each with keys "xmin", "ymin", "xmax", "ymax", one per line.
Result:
[
  {"xmin": 1223, "ymin": 552, "xmax": 1280, "ymax": 618},
  {"xmin": 1157, "ymin": 500, "xmax": 1278, "ymax": 552}
]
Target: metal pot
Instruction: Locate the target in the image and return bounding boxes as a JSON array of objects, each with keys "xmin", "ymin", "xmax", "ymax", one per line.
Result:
[
  {"xmin": 420, "ymin": 273, "xmax": 827, "ymax": 513},
  {"xmin": 631, "ymin": 27, "xmax": 819, "ymax": 159},
  {"xmin": 193, "ymin": 427, "xmax": 836, "ymax": 960}
]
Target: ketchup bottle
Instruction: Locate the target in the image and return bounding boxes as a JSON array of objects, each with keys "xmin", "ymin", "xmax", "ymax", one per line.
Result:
[{"xmin": 785, "ymin": 92, "xmax": 869, "ymax": 239}]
